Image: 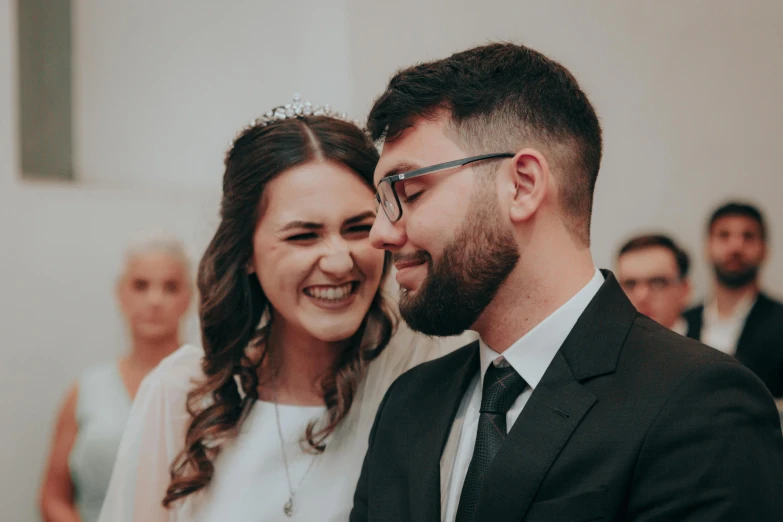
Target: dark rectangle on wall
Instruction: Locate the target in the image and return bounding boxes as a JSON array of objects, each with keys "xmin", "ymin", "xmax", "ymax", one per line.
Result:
[{"xmin": 17, "ymin": 0, "xmax": 73, "ymax": 180}]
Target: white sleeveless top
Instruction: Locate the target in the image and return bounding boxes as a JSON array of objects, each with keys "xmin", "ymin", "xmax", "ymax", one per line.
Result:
[
  {"xmin": 195, "ymin": 400, "xmax": 328, "ymax": 521},
  {"xmin": 98, "ymin": 325, "xmax": 477, "ymax": 522},
  {"xmin": 70, "ymin": 363, "xmax": 132, "ymax": 522}
]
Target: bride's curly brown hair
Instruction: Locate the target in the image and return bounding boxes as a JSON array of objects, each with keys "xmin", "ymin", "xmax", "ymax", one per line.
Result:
[{"xmin": 163, "ymin": 116, "xmax": 395, "ymax": 507}]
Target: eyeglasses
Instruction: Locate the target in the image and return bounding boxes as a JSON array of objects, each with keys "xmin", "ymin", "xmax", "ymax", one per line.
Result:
[
  {"xmin": 374, "ymin": 153, "xmax": 514, "ymax": 223},
  {"xmin": 620, "ymin": 276, "xmax": 682, "ymax": 293}
]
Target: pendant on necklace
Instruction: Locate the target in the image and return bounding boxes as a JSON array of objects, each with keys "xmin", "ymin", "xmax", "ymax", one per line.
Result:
[{"xmin": 284, "ymin": 497, "xmax": 294, "ymax": 517}]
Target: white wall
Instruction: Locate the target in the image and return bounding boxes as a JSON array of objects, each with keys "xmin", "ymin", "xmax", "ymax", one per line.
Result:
[
  {"xmin": 0, "ymin": 0, "xmax": 14, "ymax": 195},
  {"xmin": 1, "ymin": 4, "xmax": 213, "ymax": 520},
  {"xmin": 1, "ymin": 1, "xmax": 782, "ymax": 520},
  {"xmin": 74, "ymin": 0, "xmax": 354, "ymax": 192}
]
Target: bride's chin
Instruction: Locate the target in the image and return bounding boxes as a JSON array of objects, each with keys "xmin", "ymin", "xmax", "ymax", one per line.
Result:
[{"xmin": 309, "ymin": 322, "xmax": 364, "ymax": 344}]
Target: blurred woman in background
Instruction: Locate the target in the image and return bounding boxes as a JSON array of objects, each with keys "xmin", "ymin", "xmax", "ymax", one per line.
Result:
[{"xmin": 40, "ymin": 234, "xmax": 193, "ymax": 522}]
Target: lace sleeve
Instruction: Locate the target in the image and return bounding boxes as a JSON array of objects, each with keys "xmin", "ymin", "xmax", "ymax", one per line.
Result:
[{"xmin": 98, "ymin": 345, "xmax": 204, "ymax": 522}]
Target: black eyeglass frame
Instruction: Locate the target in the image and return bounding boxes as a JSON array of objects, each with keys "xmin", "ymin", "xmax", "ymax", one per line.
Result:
[{"xmin": 374, "ymin": 152, "xmax": 514, "ymax": 223}]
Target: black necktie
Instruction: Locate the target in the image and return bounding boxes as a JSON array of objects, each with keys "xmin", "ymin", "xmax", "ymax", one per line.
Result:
[{"xmin": 455, "ymin": 362, "xmax": 527, "ymax": 522}]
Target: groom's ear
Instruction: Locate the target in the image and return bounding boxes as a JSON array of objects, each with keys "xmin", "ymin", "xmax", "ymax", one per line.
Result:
[{"xmin": 501, "ymin": 149, "xmax": 549, "ymax": 224}]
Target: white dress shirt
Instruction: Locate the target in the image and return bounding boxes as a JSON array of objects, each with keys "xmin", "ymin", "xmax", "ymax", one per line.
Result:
[
  {"xmin": 701, "ymin": 294, "xmax": 757, "ymax": 356},
  {"xmin": 670, "ymin": 317, "xmax": 688, "ymax": 336},
  {"xmin": 440, "ymin": 269, "xmax": 605, "ymax": 522}
]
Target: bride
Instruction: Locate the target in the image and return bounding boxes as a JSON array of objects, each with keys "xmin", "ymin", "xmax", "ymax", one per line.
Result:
[{"xmin": 97, "ymin": 97, "xmax": 472, "ymax": 522}]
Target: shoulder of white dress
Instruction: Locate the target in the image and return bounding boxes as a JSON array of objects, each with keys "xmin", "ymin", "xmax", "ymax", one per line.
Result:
[
  {"xmin": 367, "ymin": 324, "xmax": 479, "ymax": 385},
  {"xmin": 146, "ymin": 344, "xmax": 206, "ymax": 395}
]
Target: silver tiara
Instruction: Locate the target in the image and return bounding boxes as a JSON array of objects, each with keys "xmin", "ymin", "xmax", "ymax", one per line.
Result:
[
  {"xmin": 248, "ymin": 93, "xmax": 361, "ymax": 129},
  {"xmin": 227, "ymin": 94, "xmax": 366, "ymax": 154}
]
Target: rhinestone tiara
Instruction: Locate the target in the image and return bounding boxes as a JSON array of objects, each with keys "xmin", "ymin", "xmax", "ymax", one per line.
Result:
[{"xmin": 247, "ymin": 93, "xmax": 362, "ymax": 129}]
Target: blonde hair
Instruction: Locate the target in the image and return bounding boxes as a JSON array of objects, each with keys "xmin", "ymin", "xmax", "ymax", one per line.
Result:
[{"xmin": 123, "ymin": 230, "xmax": 192, "ymax": 278}]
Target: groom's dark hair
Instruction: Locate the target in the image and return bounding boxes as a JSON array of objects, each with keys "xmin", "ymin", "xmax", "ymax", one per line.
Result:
[{"xmin": 367, "ymin": 42, "xmax": 602, "ymax": 246}]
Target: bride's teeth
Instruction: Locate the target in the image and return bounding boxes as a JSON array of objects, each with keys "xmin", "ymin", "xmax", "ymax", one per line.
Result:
[{"xmin": 307, "ymin": 283, "xmax": 353, "ymax": 300}]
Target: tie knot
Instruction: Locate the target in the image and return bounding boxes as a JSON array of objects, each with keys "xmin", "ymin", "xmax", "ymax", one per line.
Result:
[{"xmin": 480, "ymin": 363, "xmax": 527, "ymax": 415}]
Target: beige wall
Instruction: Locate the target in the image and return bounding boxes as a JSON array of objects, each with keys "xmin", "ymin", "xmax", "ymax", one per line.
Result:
[
  {"xmin": 72, "ymin": 0, "xmax": 354, "ymax": 191},
  {"xmin": 1, "ymin": 1, "xmax": 782, "ymax": 520}
]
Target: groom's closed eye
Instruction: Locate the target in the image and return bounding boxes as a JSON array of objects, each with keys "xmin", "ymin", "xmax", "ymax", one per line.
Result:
[{"xmin": 400, "ymin": 181, "xmax": 425, "ymax": 202}]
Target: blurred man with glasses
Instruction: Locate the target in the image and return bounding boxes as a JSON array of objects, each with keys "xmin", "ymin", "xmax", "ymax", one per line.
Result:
[{"xmin": 616, "ymin": 234, "xmax": 691, "ymax": 335}]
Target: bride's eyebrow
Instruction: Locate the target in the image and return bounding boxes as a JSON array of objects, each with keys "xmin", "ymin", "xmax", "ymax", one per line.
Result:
[
  {"xmin": 343, "ymin": 211, "xmax": 376, "ymax": 226},
  {"xmin": 277, "ymin": 210, "xmax": 375, "ymax": 234},
  {"xmin": 278, "ymin": 220, "xmax": 323, "ymax": 233}
]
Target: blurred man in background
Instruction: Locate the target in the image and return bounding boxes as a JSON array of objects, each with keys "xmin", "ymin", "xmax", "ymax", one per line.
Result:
[
  {"xmin": 617, "ymin": 234, "xmax": 691, "ymax": 335},
  {"xmin": 685, "ymin": 202, "xmax": 783, "ymax": 398}
]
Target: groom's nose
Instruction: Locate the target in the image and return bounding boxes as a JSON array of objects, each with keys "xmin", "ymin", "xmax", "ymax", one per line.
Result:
[{"xmin": 370, "ymin": 211, "xmax": 406, "ymax": 251}]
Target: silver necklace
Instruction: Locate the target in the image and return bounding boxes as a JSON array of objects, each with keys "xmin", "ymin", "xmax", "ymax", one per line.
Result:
[{"xmin": 271, "ymin": 374, "xmax": 320, "ymax": 517}]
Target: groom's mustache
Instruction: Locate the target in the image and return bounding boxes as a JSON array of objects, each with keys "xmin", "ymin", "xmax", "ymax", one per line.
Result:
[{"xmin": 392, "ymin": 251, "xmax": 432, "ymax": 269}]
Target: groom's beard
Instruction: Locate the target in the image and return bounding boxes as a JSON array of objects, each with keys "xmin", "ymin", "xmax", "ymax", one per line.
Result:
[{"xmin": 397, "ymin": 193, "xmax": 519, "ymax": 337}]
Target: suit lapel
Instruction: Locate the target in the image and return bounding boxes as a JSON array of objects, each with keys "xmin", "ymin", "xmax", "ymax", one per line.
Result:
[
  {"xmin": 472, "ymin": 352, "xmax": 596, "ymax": 522},
  {"xmin": 409, "ymin": 341, "xmax": 480, "ymax": 522},
  {"xmin": 685, "ymin": 306, "xmax": 704, "ymax": 340},
  {"xmin": 735, "ymin": 293, "xmax": 769, "ymax": 361},
  {"xmin": 471, "ymin": 271, "xmax": 637, "ymax": 522}
]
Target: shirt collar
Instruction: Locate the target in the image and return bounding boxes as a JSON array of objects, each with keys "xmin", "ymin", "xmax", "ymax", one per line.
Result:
[
  {"xmin": 479, "ymin": 268, "xmax": 605, "ymax": 390},
  {"xmin": 704, "ymin": 292, "xmax": 758, "ymax": 325}
]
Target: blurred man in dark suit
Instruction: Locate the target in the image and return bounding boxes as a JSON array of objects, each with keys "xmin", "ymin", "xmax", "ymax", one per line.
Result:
[{"xmin": 685, "ymin": 201, "xmax": 783, "ymax": 398}]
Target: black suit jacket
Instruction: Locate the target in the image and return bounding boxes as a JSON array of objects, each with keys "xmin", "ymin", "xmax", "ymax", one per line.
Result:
[
  {"xmin": 684, "ymin": 293, "xmax": 783, "ymax": 398},
  {"xmin": 351, "ymin": 273, "xmax": 783, "ymax": 522}
]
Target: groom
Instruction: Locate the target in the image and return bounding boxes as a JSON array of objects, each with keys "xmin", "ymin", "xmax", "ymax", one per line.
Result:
[{"xmin": 351, "ymin": 43, "xmax": 783, "ymax": 521}]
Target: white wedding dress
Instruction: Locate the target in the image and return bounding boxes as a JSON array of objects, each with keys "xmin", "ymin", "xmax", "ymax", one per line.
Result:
[{"xmin": 98, "ymin": 324, "xmax": 476, "ymax": 522}]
